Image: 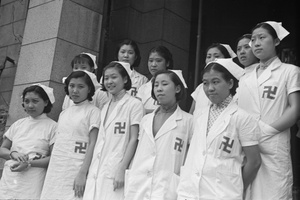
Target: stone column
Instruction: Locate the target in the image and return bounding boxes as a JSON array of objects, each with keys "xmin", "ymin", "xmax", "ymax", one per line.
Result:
[{"xmin": 6, "ymin": 0, "xmax": 104, "ymax": 126}]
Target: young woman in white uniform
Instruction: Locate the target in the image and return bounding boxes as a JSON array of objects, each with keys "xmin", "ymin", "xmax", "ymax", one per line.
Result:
[
  {"xmin": 177, "ymin": 58, "xmax": 261, "ymax": 200},
  {"xmin": 124, "ymin": 70, "xmax": 193, "ymax": 200},
  {"xmin": 62, "ymin": 53, "xmax": 109, "ymax": 111},
  {"xmin": 41, "ymin": 70, "xmax": 101, "ymax": 199},
  {"xmin": 116, "ymin": 39, "xmax": 149, "ymax": 97},
  {"xmin": 83, "ymin": 62, "xmax": 144, "ymax": 200},
  {"xmin": 236, "ymin": 34, "xmax": 259, "ymax": 72},
  {"xmin": 238, "ymin": 21, "xmax": 300, "ymax": 200},
  {"xmin": 137, "ymin": 46, "xmax": 174, "ymax": 114},
  {"xmin": 0, "ymin": 84, "xmax": 57, "ymax": 199},
  {"xmin": 189, "ymin": 43, "xmax": 237, "ymax": 117}
]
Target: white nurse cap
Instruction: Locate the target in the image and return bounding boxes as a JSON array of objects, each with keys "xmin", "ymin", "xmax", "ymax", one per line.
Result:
[
  {"xmin": 113, "ymin": 61, "xmax": 133, "ymax": 77},
  {"xmin": 81, "ymin": 52, "xmax": 98, "ymax": 69},
  {"xmin": 207, "ymin": 58, "xmax": 244, "ymax": 80},
  {"xmin": 264, "ymin": 21, "xmax": 290, "ymax": 41},
  {"xmin": 170, "ymin": 69, "xmax": 188, "ymax": 88},
  {"xmin": 32, "ymin": 83, "xmax": 55, "ymax": 104},
  {"xmin": 81, "ymin": 70, "xmax": 101, "ymax": 90},
  {"xmin": 220, "ymin": 44, "xmax": 237, "ymax": 58}
]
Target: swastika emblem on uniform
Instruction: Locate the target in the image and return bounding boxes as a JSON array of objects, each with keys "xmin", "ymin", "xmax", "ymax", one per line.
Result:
[
  {"xmin": 219, "ymin": 136, "xmax": 234, "ymax": 153},
  {"xmin": 114, "ymin": 122, "xmax": 126, "ymax": 134},
  {"xmin": 74, "ymin": 142, "xmax": 87, "ymax": 154},
  {"xmin": 131, "ymin": 87, "xmax": 137, "ymax": 96},
  {"xmin": 174, "ymin": 137, "xmax": 184, "ymax": 152},
  {"xmin": 262, "ymin": 86, "xmax": 277, "ymax": 100}
]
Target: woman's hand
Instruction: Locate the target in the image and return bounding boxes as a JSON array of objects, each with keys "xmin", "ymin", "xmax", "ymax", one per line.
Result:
[
  {"xmin": 73, "ymin": 172, "xmax": 87, "ymax": 198},
  {"xmin": 10, "ymin": 151, "xmax": 28, "ymax": 162},
  {"xmin": 113, "ymin": 165, "xmax": 126, "ymax": 191},
  {"xmin": 10, "ymin": 161, "xmax": 30, "ymax": 172}
]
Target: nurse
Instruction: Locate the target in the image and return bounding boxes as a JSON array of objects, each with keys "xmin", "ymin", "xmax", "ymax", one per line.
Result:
[
  {"xmin": 116, "ymin": 39, "xmax": 149, "ymax": 97},
  {"xmin": 124, "ymin": 70, "xmax": 193, "ymax": 200},
  {"xmin": 177, "ymin": 58, "xmax": 261, "ymax": 200},
  {"xmin": 62, "ymin": 52, "xmax": 109, "ymax": 110},
  {"xmin": 189, "ymin": 43, "xmax": 237, "ymax": 117},
  {"xmin": 41, "ymin": 70, "xmax": 101, "ymax": 199},
  {"xmin": 83, "ymin": 61, "xmax": 144, "ymax": 200},
  {"xmin": 236, "ymin": 34, "xmax": 259, "ymax": 71},
  {"xmin": 238, "ymin": 21, "xmax": 300, "ymax": 199},
  {"xmin": 137, "ymin": 46, "xmax": 173, "ymax": 114},
  {"xmin": 0, "ymin": 84, "xmax": 57, "ymax": 199}
]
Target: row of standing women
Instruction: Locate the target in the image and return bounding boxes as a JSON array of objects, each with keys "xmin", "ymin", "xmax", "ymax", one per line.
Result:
[{"xmin": 0, "ymin": 20, "xmax": 299, "ymax": 200}]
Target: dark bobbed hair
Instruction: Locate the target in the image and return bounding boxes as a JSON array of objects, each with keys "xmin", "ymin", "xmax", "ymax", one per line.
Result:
[
  {"xmin": 251, "ymin": 22, "xmax": 280, "ymax": 53},
  {"xmin": 101, "ymin": 62, "xmax": 132, "ymax": 91},
  {"xmin": 202, "ymin": 63, "xmax": 238, "ymax": 96},
  {"xmin": 64, "ymin": 71, "xmax": 95, "ymax": 101},
  {"xmin": 236, "ymin": 34, "xmax": 252, "ymax": 49},
  {"xmin": 206, "ymin": 43, "xmax": 231, "ymax": 58},
  {"xmin": 115, "ymin": 39, "xmax": 141, "ymax": 69},
  {"xmin": 71, "ymin": 54, "xmax": 94, "ymax": 70},
  {"xmin": 148, "ymin": 46, "xmax": 174, "ymax": 69},
  {"xmin": 151, "ymin": 70, "xmax": 186, "ymax": 102},
  {"xmin": 22, "ymin": 85, "xmax": 53, "ymax": 113}
]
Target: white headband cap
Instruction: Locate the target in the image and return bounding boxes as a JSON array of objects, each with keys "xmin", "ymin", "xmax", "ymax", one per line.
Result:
[
  {"xmin": 170, "ymin": 70, "xmax": 188, "ymax": 88},
  {"xmin": 81, "ymin": 52, "xmax": 98, "ymax": 69},
  {"xmin": 206, "ymin": 58, "xmax": 244, "ymax": 80},
  {"xmin": 220, "ymin": 44, "xmax": 237, "ymax": 58},
  {"xmin": 81, "ymin": 70, "xmax": 101, "ymax": 90},
  {"xmin": 113, "ymin": 61, "xmax": 132, "ymax": 77},
  {"xmin": 264, "ymin": 21, "xmax": 289, "ymax": 40},
  {"xmin": 31, "ymin": 83, "xmax": 55, "ymax": 104}
]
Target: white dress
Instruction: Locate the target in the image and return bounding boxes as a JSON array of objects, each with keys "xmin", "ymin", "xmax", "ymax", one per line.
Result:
[
  {"xmin": 0, "ymin": 114, "xmax": 57, "ymax": 199},
  {"xmin": 129, "ymin": 69, "xmax": 148, "ymax": 97},
  {"xmin": 124, "ymin": 106, "xmax": 193, "ymax": 200},
  {"xmin": 137, "ymin": 80, "xmax": 159, "ymax": 111},
  {"xmin": 238, "ymin": 58, "xmax": 300, "ymax": 200},
  {"xmin": 40, "ymin": 101, "xmax": 101, "ymax": 200},
  {"xmin": 177, "ymin": 101, "xmax": 259, "ymax": 200},
  {"xmin": 83, "ymin": 93, "xmax": 144, "ymax": 200}
]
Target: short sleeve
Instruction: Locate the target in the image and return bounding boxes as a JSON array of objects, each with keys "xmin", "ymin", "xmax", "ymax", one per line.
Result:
[
  {"xmin": 49, "ymin": 122, "xmax": 58, "ymax": 146},
  {"xmin": 286, "ymin": 65, "xmax": 300, "ymax": 95},
  {"xmin": 3, "ymin": 121, "xmax": 19, "ymax": 141},
  {"xmin": 88, "ymin": 107, "xmax": 101, "ymax": 132},
  {"xmin": 236, "ymin": 109, "xmax": 259, "ymax": 147},
  {"xmin": 130, "ymin": 100, "xmax": 144, "ymax": 126}
]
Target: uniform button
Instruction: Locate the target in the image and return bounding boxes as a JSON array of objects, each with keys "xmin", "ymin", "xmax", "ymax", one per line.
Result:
[
  {"xmin": 196, "ymin": 172, "xmax": 200, "ymax": 177},
  {"xmin": 202, "ymin": 151, "xmax": 206, "ymax": 156}
]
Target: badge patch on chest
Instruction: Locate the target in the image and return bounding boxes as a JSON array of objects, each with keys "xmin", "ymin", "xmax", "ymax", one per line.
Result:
[
  {"xmin": 131, "ymin": 87, "xmax": 137, "ymax": 96},
  {"xmin": 219, "ymin": 136, "xmax": 234, "ymax": 153},
  {"xmin": 74, "ymin": 141, "xmax": 87, "ymax": 154},
  {"xmin": 262, "ymin": 86, "xmax": 277, "ymax": 100},
  {"xmin": 114, "ymin": 122, "xmax": 126, "ymax": 134},
  {"xmin": 174, "ymin": 137, "xmax": 184, "ymax": 152}
]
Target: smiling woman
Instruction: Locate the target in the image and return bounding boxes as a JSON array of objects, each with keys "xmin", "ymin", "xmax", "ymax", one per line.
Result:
[{"xmin": 83, "ymin": 61, "xmax": 144, "ymax": 200}]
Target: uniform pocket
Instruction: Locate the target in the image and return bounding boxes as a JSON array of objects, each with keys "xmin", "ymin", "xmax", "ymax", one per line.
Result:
[{"xmin": 258, "ymin": 120, "xmax": 280, "ymax": 154}]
